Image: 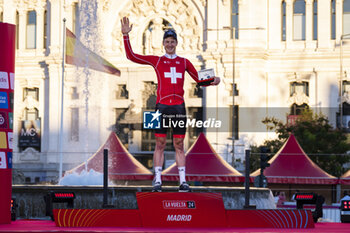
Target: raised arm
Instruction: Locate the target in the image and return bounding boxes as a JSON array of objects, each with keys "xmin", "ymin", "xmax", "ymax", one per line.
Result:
[{"xmin": 121, "ymin": 17, "xmax": 159, "ymax": 66}]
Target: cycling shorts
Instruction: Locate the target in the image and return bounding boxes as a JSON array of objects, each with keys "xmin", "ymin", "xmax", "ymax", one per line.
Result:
[{"xmin": 154, "ymin": 103, "xmax": 187, "ymax": 138}]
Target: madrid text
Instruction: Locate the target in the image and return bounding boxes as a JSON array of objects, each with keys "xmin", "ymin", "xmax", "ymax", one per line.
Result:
[{"xmin": 166, "ymin": 215, "xmax": 192, "ymax": 221}]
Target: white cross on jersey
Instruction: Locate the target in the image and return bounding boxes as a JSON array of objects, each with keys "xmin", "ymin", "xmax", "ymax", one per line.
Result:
[{"xmin": 164, "ymin": 67, "xmax": 182, "ymax": 84}]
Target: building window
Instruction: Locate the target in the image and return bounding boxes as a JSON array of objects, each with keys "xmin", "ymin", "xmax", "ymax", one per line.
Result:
[
  {"xmin": 26, "ymin": 10, "xmax": 37, "ymax": 49},
  {"xmin": 232, "ymin": 0, "xmax": 239, "ymax": 39},
  {"xmin": 71, "ymin": 87, "xmax": 79, "ymax": 99},
  {"xmin": 44, "ymin": 10, "xmax": 47, "ymax": 49},
  {"xmin": 344, "ymin": 0, "xmax": 350, "ymax": 35},
  {"xmin": 115, "ymin": 108, "xmax": 129, "ymax": 145},
  {"xmin": 313, "ymin": 0, "xmax": 318, "ymax": 40},
  {"xmin": 72, "ymin": 2, "xmax": 79, "ymax": 34},
  {"xmin": 331, "ymin": 0, "xmax": 336, "ymax": 39},
  {"xmin": 230, "ymin": 83, "xmax": 239, "ymax": 96},
  {"xmin": 16, "ymin": 11, "xmax": 19, "ymax": 49},
  {"xmin": 189, "ymin": 83, "xmax": 202, "ymax": 98},
  {"xmin": 141, "ymin": 130, "xmax": 156, "ymax": 151},
  {"xmin": 143, "ymin": 81, "xmax": 157, "ymax": 108},
  {"xmin": 25, "ymin": 108, "xmax": 38, "ymax": 121},
  {"xmin": 141, "ymin": 130, "xmax": 155, "ymax": 151},
  {"xmin": 343, "ymin": 102, "xmax": 350, "ymax": 115},
  {"xmin": 290, "ymin": 103, "xmax": 309, "ymax": 115},
  {"xmin": 293, "ymin": 0, "xmax": 306, "ymax": 40},
  {"xmin": 23, "ymin": 87, "xmax": 39, "ymax": 101},
  {"xmin": 70, "ymin": 108, "xmax": 79, "ymax": 141},
  {"xmin": 282, "ymin": 1, "xmax": 286, "ymax": 41},
  {"xmin": 115, "ymin": 108, "xmax": 127, "ymax": 121},
  {"xmin": 141, "ymin": 130, "xmax": 173, "ymax": 151},
  {"xmin": 290, "ymin": 82, "xmax": 309, "ymax": 97},
  {"xmin": 343, "ymin": 80, "xmax": 350, "ymax": 95},
  {"xmin": 116, "ymin": 84, "xmax": 128, "ymax": 99}
]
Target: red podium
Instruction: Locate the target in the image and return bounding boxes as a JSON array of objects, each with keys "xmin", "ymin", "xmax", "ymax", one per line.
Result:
[
  {"xmin": 0, "ymin": 22, "xmax": 15, "ymax": 224},
  {"xmin": 137, "ymin": 192, "xmax": 226, "ymax": 227},
  {"xmin": 54, "ymin": 192, "xmax": 314, "ymax": 228}
]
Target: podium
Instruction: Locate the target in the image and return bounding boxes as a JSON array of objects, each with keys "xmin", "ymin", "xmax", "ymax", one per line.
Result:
[
  {"xmin": 54, "ymin": 192, "xmax": 314, "ymax": 228},
  {"xmin": 137, "ymin": 192, "xmax": 226, "ymax": 227}
]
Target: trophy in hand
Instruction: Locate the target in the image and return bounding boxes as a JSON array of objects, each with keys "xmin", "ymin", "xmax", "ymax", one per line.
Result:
[{"xmin": 197, "ymin": 68, "xmax": 215, "ymax": 86}]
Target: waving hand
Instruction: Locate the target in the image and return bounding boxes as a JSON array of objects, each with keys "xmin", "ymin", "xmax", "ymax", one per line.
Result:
[{"xmin": 121, "ymin": 17, "xmax": 133, "ymax": 35}]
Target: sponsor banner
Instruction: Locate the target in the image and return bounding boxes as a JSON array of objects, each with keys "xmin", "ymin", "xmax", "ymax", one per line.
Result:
[
  {"xmin": 0, "ymin": 111, "xmax": 7, "ymax": 128},
  {"xmin": 0, "ymin": 152, "xmax": 7, "ymax": 168},
  {"xmin": 0, "ymin": 72, "xmax": 9, "ymax": 89},
  {"xmin": 136, "ymin": 192, "xmax": 226, "ymax": 227},
  {"xmin": 0, "ymin": 92, "xmax": 8, "ymax": 109},
  {"xmin": 18, "ymin": 120, "xmax": 41, "ymax": 150},
  {"xmin": 0, "ymin": 131, "xmax": 7, "ymax": 149},
  {"xmin": 0, "ymin": 22, "xmax": 15, "ymax": 224}
]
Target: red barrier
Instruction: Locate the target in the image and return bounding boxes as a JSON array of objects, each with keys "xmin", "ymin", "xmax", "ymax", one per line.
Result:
[
  {"xmin": 53, "ymin": 209, "xmax": 141, "ymax": 227},
  {"xmin": 54, "ymin": 192, "xmax": 315, "ymax": 228},
  {"xmin": 226, "ymin": 209, "xmax": 314, "ymax": 228},
  {"xmin": 0, "ymin": 22, "xmax": 15, "ymax": 224}
]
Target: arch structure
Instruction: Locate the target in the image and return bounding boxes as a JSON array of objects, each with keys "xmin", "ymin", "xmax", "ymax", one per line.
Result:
[{"xmin": 110, "ymin": 0, "xmax": 204, "ymax": 56}]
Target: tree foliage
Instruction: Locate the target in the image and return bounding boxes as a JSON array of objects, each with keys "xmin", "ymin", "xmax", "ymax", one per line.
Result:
[{"xmin": 252, "ymin": 110, "xmax": 350, "ymax": 177}]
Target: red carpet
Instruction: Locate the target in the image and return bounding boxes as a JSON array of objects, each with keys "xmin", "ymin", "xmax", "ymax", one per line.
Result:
[{"xmin": 0, "ymin": 220, "xmax": 349, "ymax": 233}]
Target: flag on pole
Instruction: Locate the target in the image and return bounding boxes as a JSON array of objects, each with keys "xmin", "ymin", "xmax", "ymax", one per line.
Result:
[{"xmin": 65, "ymin": 28, "xmax": 121, "ymax": 76}]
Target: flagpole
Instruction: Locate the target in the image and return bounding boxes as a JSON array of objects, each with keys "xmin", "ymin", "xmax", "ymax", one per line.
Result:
[{"xmin": 58, "ymin": 18, "xmax": 66, "ymax": 181}]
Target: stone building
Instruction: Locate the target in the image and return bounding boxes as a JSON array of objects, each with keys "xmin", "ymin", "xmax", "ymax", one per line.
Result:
[{"xmin": 0, "ymin": 0, "xmax": 349, "ymax": 183}]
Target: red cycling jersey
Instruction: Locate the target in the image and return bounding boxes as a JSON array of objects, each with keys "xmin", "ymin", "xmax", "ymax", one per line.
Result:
[{"xmin": 123, "ymin": 34, "xmax": 200, "ymax": 105}]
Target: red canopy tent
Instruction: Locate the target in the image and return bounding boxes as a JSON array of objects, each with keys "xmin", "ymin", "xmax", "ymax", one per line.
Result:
[
  {"xmin": 67, "ymin": 132, "xmax": 153, "ymax": 180},
  {"xmin": 251, "ymin": 134, "xmax": 338, "ymax": 185},
  {"xmin": 162, "ymin": 133, "xmax": 244, "ymax": 182},
  {"xmin": 340, "ymin": 170, "xmax": 350, "ymax": 185}
]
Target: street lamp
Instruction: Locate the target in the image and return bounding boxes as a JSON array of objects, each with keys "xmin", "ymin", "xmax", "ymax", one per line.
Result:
[
  {"xmin": 58, "ymin": 18, "xmax": 66, "ymax": 181},
  {"xmin": 339, "ymin": 33, "xmax": 350, "ymax": 129},
  {"xmin": 205, "ymin": 26, "xmax": 264, "ymax": 165},
  {"xmin": 206, "ymin": 27, "xmax": 235, "ymax": 165}
]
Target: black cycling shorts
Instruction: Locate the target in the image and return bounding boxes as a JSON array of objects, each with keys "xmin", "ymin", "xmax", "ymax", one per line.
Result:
[{"xmin": 154, "ymin": 103, "xmax": 187, "ymax": 138}]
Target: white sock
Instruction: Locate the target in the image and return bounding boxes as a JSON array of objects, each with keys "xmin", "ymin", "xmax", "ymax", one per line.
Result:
[
  {"xmin": 154, "ymin": 166, "xmax": 162, "ymax": 184},
  {"xmin": 178, "ymin": 166, "xmax": 186, "ymax": 184}
]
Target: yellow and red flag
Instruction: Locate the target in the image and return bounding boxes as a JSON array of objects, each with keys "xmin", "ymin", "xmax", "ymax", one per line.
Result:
[{"xmin": 65, "ymin": 28, "xmax": 121, "ymax": 76}]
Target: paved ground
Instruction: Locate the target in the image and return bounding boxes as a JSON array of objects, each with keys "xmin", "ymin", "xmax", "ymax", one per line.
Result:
[{"xmin": 0, "ymin": 220, "xmax": 349, "ymax": 233}]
